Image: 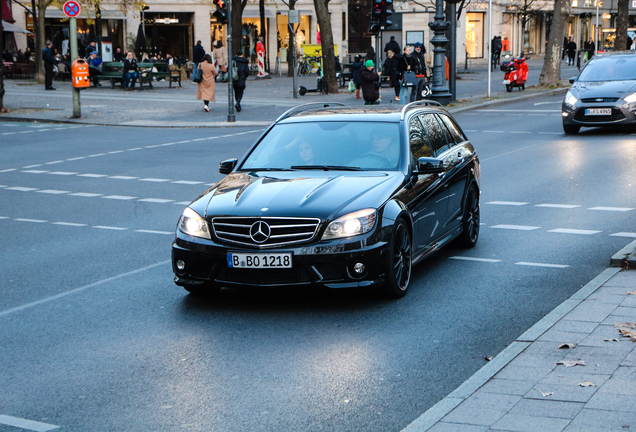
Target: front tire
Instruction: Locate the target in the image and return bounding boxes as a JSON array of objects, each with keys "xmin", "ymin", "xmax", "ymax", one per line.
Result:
[
  {"xmin": 563, "ymin": 123, "xmax": 580, "ymax": 134},
  {"xmin": 382, "ymin": 220, "xmax": 412, "ymax": 298},
  {"xmin": 455, "ymin": 184, "xmax": 480, "ymax": 248},
  {"xmin": 506, "ymin": 84, "xmax": 513, "ymax": 92}
]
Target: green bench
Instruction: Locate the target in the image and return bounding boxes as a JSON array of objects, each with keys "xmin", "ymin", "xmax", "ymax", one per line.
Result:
[{"xmin": 101, "ymin": 62, "xmax": 180, "ymax": 88}]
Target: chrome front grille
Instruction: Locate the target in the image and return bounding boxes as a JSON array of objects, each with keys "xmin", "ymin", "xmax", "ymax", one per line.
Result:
[{"xmin": 211, "ymin": 217, "xmax": 321, "ymax": 248}]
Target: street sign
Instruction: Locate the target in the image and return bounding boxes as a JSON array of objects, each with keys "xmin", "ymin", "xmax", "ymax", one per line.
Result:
[
  {"xmin": 289, "ymin": 10, "xmax": 299, "ymax": 24},
  {"xmin": 63, "ymin": 0, "xmax": 81, "ymax": 18}
]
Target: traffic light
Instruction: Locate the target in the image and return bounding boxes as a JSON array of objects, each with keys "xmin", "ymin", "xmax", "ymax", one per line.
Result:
[
  {"xmin": 213, "ymin": 0, "xmax": 227, "ymax": 24},
  {"xmin": 369, "ymin": 0, "xmax": 392, "ymax": 33},
  {"xmin": 381, "ymin": 0, "xmax": 393, "ymax": 29}
]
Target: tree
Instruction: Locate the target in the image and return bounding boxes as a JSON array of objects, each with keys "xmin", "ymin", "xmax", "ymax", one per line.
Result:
[
  {"xmin": 615, "ymin": 0, "xmax": 629, "ymax": 51},
  {"xmin": 280, "ymin": 0, "xmax": 298, "ymax": 77},
  {"xmin": 231, "ymin": 0, "xmax": 249, "ymax": 59},
  {"xmin": 313, "ymin": 0, "xmax": 338, "ymax": 94},
  {"xmin": 507, "ymin": 0, "xmax": 540, "ymax": 56},
  {"xmin": 539, "ymin": 0, "xmax": 570, "ymax": 86}
]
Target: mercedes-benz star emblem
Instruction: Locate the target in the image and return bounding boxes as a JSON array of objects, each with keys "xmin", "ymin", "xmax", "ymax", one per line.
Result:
[{"xmin": 250, "ymin": 221, "xmax": 271, "ymax": 243}]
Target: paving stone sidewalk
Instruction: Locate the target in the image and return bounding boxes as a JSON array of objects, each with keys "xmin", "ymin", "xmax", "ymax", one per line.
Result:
[{"xmin": 404, "ymin": 243, "xmax": 636, "ymax": 432}]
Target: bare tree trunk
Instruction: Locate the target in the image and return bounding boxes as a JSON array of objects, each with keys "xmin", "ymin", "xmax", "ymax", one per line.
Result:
[
  {"xmin": 615, "ymin": 0, "xmax": 629, "ymax": 51},
  {"xmin": 313, "ymin": 0, "xmax": 338, "ymax": 94},
  {"xmin": 286, "ymin": 1, "xmax": 296, "ymax": 78},
  {"xmin": 36, "ymin": 1, "xmax": 53, "ymax": 84},
  {"xmin": 539, "ymin": 0, "xmax": 569, "ymax": 86},
  {"xmin": 231, "ymin": 0, "xmax": 247, "ymax": 59}
]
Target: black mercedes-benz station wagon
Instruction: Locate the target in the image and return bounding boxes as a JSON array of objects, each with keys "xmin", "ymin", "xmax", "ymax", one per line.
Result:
[{"xmin": 172, "ymin": 101, "xmax": 480, "ymax": 298}]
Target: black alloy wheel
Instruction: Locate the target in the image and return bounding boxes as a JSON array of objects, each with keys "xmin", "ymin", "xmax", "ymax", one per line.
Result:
[
  {"xmin": 382, "ymin": 220, "xmax": 412, "ymax": 298},
  {"xmin": 563, "ymin": 123, "xmax": 580, "ymax": 135},
  {"xmin": 456, "ymin": 184, "xmax": 480, "ymax": 248}
]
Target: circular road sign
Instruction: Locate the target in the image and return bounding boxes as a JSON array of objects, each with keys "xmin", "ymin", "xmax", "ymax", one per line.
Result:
[{"xmin": 63, "ymin": 0, "xmax": 81, "ymax": 18}]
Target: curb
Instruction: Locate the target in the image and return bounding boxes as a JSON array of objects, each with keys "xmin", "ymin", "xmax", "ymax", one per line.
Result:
[
  {"xmin": 447, "ymin": 86, "xmax": 569, "ymax": 114},
  {"xmin": 401, "ymin": 265, "xmax": 622, "ymax": 432},
  {"xmin": 610, "ymin": 239, "xmax": 636, "ymax": 269}
]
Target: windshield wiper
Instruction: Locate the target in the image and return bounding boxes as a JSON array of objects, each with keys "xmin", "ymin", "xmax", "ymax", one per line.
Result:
[
  {"xmin": 241, "ymin": 167, "xmax": 297, "ymax": 172},
  {"xmin": 290, "ymin": 165, "xmax": 365, "ymax": 171}
]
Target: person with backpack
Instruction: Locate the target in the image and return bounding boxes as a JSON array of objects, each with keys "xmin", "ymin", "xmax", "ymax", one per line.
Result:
[{"xmin": 232, "ymin": 50, "xmax": 250, "ymax": 112}]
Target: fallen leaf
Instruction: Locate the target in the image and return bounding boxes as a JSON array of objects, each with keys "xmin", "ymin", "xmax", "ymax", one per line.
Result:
[
  {"xmin": 533, "ymin": 387, "xmax": 554, "ymax": 397},
  {"xmin": 604, "ymin": 338, "xmax": 620, "ymax": 342},
  {"xmin": 557, "ymin": 360, "xmax": 586, "ymax": 367},
  {"xmin": 579, "ymin": 381, "xmax": 596, "ymax": 387},
  {"xmin": 558, "ymin": 343, "xmax": 576, "ymax": 349},
  {"xmin": 485, "ymin": 356, "xmax": 495, "ymax": 361},
  {"xmin": 626, "ymin": 291, "xmax": 636, "ymax": 295}
]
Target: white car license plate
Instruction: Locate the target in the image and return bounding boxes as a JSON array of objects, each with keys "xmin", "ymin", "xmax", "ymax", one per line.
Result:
[
  {"xmin": 503, "ymin": 80, "xmax": 511, "ymax": 84},
  {"xmin": 227, "ymin": 252, "xmax": 292, "ymax": 268},
  {"xmin": 585, "ymin": 108, "xmax": 611, "ymax": 116}
]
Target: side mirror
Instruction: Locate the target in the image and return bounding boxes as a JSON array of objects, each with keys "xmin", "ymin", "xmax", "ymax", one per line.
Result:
[
  {"xmin": 219, "ymin": 158, "xmax": 238, "ymax": 174},
  {"xmin": 417, "ymin": 157, "xmax": 445, "ymax": 174},
  {"xmin": 569, "ymin": 77, "xmax": 576, "ymax": 84}
]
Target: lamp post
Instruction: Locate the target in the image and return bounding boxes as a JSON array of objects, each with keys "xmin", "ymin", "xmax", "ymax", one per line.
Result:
[
  {"xmin": 428, "ymin": 0, "xmax": 451, "ymax": 104},
  {"xmin": 227, "ymin": 0, "xmax": 235, "ymax": 122},
  {"xmin": 595, "ymin": 0, "xmax": 600, "ymax": 53}
]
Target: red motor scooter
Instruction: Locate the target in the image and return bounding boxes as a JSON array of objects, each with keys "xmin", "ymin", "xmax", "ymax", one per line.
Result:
[{"xmin": 500, "ymin": 57, "xmax": 528, "ymax": 92}]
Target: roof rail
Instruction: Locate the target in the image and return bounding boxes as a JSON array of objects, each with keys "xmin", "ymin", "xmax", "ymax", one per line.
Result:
[
  {"xmin": 400, "ymin": 100, "xmax": 444, "ymax": 120},
  {"xmin": 275, "ymin": 102, "xmax": 347, "ymax": 123}
]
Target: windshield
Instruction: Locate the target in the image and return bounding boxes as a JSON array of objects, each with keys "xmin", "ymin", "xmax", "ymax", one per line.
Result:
[
  {"xmin": 241, "ymin": 122, "xmax": 402, "ymax": 171},
  {"xmin": 578, "ymin": 55, "xmax": 636, "ymax": 81}
]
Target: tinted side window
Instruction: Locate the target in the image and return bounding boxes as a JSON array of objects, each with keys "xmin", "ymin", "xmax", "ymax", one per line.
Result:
[
  {"xmin": 439, "ymin": 114, "xmax": 466, "ymax": 145},
  {"xmin": 408, "ymin": 116, "xmax": 433, "ymax": 159},
  {"xmin": 419, "ymin": 114, "xmax": 448, "ymax": 154}
]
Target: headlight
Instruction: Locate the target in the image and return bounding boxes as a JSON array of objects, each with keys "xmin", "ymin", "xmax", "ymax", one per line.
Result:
[
  {"xmin": 565, "ymin": 91, "xmax": 578, "ymax": 107},
  {"xmin": 624, "ymin": 92, "xmax": 636, "ymax": 103},
  {"xmin": 178, "ymin": 208, "xmax": 211, "ymax": 239},
  {"xmin": 322, "ymin": 209, "xmax": 377, "ymax": 240}
]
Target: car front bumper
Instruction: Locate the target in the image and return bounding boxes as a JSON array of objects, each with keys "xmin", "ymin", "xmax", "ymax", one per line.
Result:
[
  {"xmin": 562, "ymin": 101, "xmax": 636, "ymax": 127},
  {"xmin": 171, "ymin": 231, "xmax": 390, "ymax": 290}
]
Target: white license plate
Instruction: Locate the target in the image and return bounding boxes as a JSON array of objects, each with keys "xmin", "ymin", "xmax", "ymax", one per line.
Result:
[
  {"xmin": 227, "ymin": 252, "xmax": 292, "ymax": 268},
  {"xmin": 585, "ymin": 108, "xmax": 611, "ymax": 116},
  {"xmin": 503, "ymin": 80, "xmax": 511, "ymax": 84}
]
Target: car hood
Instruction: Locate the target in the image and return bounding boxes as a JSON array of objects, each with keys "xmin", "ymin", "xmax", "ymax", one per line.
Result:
[
  {"xmin": 195, "ymin": 171, "xmax": 406, "ymax": 221},
  {"xmin": 571, "ymin": 80, "xmax": 636, "ymax": 99}
]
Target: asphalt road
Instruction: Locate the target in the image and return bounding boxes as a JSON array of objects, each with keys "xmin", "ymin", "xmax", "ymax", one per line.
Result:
[{"xmin": 1, "ymin": 95, "xmax": 635, "ymax": 432}]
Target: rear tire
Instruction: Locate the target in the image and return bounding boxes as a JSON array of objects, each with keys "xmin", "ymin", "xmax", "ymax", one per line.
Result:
[
  {"xmin": 563, "ymin": 123, "xmax": 580, "ymax": 134},
  {"xmin": 506, "ymin": 84, "xmax": 513, "ymax": 92},
  {"xmin": 455, "ymin": 184, "xmax": 480, "ymax": 248},
  {"xmin": 381, "ymin": 220, "xmax": 412, "ymax": 298}
]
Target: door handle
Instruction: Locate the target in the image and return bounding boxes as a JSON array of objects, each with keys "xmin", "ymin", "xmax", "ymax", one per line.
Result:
[{"xmin": 457, "ymin": 151, "xmax": 463, "ymax": 162}]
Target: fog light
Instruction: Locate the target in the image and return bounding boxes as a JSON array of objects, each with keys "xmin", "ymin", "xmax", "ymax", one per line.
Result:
[
  {"xmin": 562, "ymin": 112, "xmax": 568, "ymax": 117},
  {"xmin": 353, "ymin": 262, "xmax": 366, "ymax": 274},
  {"xmin": 176, "ymin": 260, "xmax": 186, "ymax": 271}
]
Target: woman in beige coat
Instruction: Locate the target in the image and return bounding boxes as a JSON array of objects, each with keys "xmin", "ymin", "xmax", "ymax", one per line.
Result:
[
  {"xmin": 213, "ymin": 41, "xmax": 228, "ymax": 81},
  {"xmin": 196, "ymin": 54, "xmax": 218, "ymax": 112}
]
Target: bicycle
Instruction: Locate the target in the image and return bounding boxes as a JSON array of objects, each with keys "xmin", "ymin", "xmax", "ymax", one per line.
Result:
[{"xmin": 297, "ymin": 54, "xmax": 322, "ymax": 76}]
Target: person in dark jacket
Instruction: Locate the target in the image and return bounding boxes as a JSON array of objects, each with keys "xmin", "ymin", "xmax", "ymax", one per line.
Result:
[
  {"xmin": 566, "ymin": 37, "xmax": 576, "ymax": 66},
  {"xmin": 627, "ymin": 35, "xmax": 633, "ymax": 50},
  {"xmin": 232, "ymin": 50, "xmax": 250, "ymax": 112},
  {"xmin": 397, "ymin": 46, "xmax": 416, "ymax": 103},
  {"xmin": 364, "ymin": 46, "xmax": 376, "ymax": 63},
  {"xmin": 351, "ymin": 54, "xmax": 364, "ymax": 99},
  {"xmin": 192, "ymin": 40, "xmax": 205, "ymax": 83},
  {"xmin": 411, "ymin": 42, "xmax": 427, "ymax": 101},
  {"xmin": 384, "ymin": 36, "xmax": 400, "ymax": 56},
  {"xmin": 562, "ymin": 36, "xmax": 568, "ymax": 60},
  {"xmin": 42, "ymin": 40, "xmax": 57, "ymax": 90},
  {"xmin": 122, "ymin": 51, "xmax": 139, "ymax": 90},
  {"xmin": 383, "ymin": 49, "xmax": 400, "ymax": 101},
  {"xmin": 360, "ymin": 60, "xmax": 381, "ymax": 105},
  {"xmin": 114, "ymin": 47, "xmax": 123, "ymax": 62},
  {"xmin": 492, "ymin": 36, "xmax": 502, "ymax": 65}
]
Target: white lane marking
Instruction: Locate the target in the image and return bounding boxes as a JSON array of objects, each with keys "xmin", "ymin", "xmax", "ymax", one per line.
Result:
[
  {"xmin": 549, "ymin": 228, "xmax": 601, "ymax": 235},
  {"xmin": 5, "ymin": 187, "xmax": 38, "ymax": 191},
  {"xmin": 102, "ymin": 195, "xmax": 137, "ymax": 200},
  {"xmin": 138, "ymin": 178, "xmax": 171, "ymax": 182},
  {"xmin": 482, "ymin": 130, "xmax": 505, "ymax": 133},
  {"xmin": 14, "ymin": 218, "xmax": 47, "ymax": 223},
  {"xmin": 88, "ymin": 153, "xmax": 107, "ymax": 157},
  {"xmin": 108, "ymin": 150, "xmax": 125, "ymax": 154},
  {"xmin": 108, "ymin": 176, "xmax": 138, "ymax": 180},
  {"xmin": 588, "ymin": 206, "xmax": 634, "ymax": 212},
  {"xmin": 93, "ymin": 226, "xmax": 128, "ymax": 231},
  {"xmin": 77, "ymin": 174, "xmax": 108, "ymax": 178},
  {"xmin": 538, "ymin": 132, "xmax": 562, "ymax": 135},
  {"xmin": 534, "ymin": 101, "xmax": 561, "ymax": 106},
  {"xmin": 66, "ymin": 157, "xmax": 86, "ymax": 161},
  {"xmin": 0, "ymin": 260, "xmax": 169, "ymax": 318},
  {"xmin": 490, "ymin": 224, "xmax": 541, "ymax": 231},
  {"xmin": 172, "ymin": 180, "xmax": 204, "ymax": 185},
  {"xmin": 174, "ymin": 201, "xmax": 192, "ymax": 205},
  {"xmin": 0, "ymin": 414, "xmax": 59, "ymax": 431},
  {"xmin": 145, "ymin": 145, "xmax": 161, "ymax": 148},
  {"xmin": 53, "ymin": 222, "xmax": 87, "ymax": 227},
  {"xmin": 536, "ymin": 204, "xmax": 580, "ymax": 209},
  {"xmin": 138, "ymin": 198, "xmax": 175, "ymax": 203},
  {"xmin": 515, "ymin": 262, "xmax": 570, "ymax": 268},
  {"xmin": 450, "ymin": 256, "xmax": 502, "ymax": 263},
  {"xmin": 0, "ymin": 216, "xmax": 9, "ymax": 219},
  {"xmin": 1, "ymin": 132, "xmax": 16, "ymax": 135},
  {"xmin": 486, "ymin": 201, "xmax": 529, "ymax": 206},
  {"xmin": 0, "ymin": 168, "xmax": 17, "ymax": 173},
  {"xmin": 49, "ymin": 171, "xmax": 78, "ymax": 176},
  {"xmin": 610, "ymin": 232, "xmax": 636, "ymax": 238},
  {"xmin": 19, "ymin": 130, "xmax": 34, "ymax": 134},
  {"xmin": 36, "ymin": 190, "xmax": 70, "ymax": 194},
  {"xmin": 22, "ymin": 170, "xmax": 48, "ymax": 174},
  {"xmin": 510, "ymin": 131, "xmax": 532, "ymax": 134},
  {"xmin": 136, "ymin": 229, "xmax": 173, "ymax": 235},
  {"xmin": 127, "ymin": 147, "xmax": 143, "ymax": 151},
  {"xmin": 44, "ymin": 161, "xmax": 64, "ymax": 165},
  {"xmin": 69, "ymin": 192, "xmax": 103, "ymax": 197},
  {"xmin": 23, "ymin": 164, "xmax": 43, "ymax": 168}
]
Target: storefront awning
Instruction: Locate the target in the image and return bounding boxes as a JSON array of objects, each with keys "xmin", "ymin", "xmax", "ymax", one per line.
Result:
[
  {"xmin": 2, "ymin": 0, "xmax": 15, "ymax": 23},
  {"xmin": 44, "ymin": 9, "xmax": 126, "ymax": 19},
  {"xmin": 2, "ymin": 20, "xmax": 31, "ymax": 34}
]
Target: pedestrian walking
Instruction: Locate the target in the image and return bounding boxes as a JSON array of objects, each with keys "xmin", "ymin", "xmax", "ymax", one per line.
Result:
[
  {"xmin": 383, "ymin": 49, "xmax": 400, "ymax": 102},
  {"xmin": 492, "ymin": 36, "xmax": 502, "ymax": 65},
  {"xmin": 196, "ymin": 54, "xmax": 218, "ymax": 112},
  {"xmin": 360, "ymin": 60, "xmax": 381, "ymax": 105},
  {"xmin": 384, "ymin": 36, "xmax": 400, "ymax": 57},
  {"xmin": 566, "ymin": 37, "xmax": 577, "ymax": 66},
  {"xmin": 42, "ymin": 40, "xmax": 57, "ymax": 90},
  {"xmin": 562, "ymin": 36, "xmax": 568, "ymax": 61},
  {"xmin": 397, "ymin": 46, "xmax": 416, "ymax": 103},
  {"xmin": 411, "ymin": 42, "xmax": 427, "ymax": 101},
  {"xmin": 588, "ymin": 38, "xmax": 596, "ymax": 59},
  {"xmin": 213, "ymin": 40, "xmax": 228, "ymax": 81},
  {"xmin": 352, "ymin": 54, "xmax": 364, "ymax": 99},
  {"xmin": 364, "ymin": 46, "xmax": 376, "ymax": 64},
  {"xmin": 232, "ymin": 50, "xmax": 250, "ymax": 112},
  {"xmin": 192, "ymin": 40, "xmax": 205, "ymax": 83}
]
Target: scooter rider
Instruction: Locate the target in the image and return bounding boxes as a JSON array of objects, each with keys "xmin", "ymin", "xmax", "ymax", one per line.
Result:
[{"xmin": 412, "ymin": 42, "xmax": 428, "ymax": 101}]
